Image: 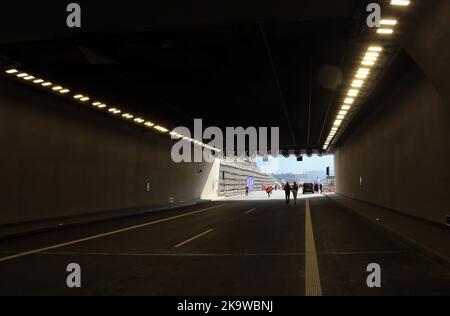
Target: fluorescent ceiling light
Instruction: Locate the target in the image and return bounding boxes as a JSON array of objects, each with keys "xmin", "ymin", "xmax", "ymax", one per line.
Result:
[
  {"xmin": 368, "ymin": 46, "xmax": 383, "ymax": 52},
  {"xmin": 6, "ymin": 69, "xmax": 18, "ymax": 74},
  {"xmin": 33, "ymin": 79, "xmax": 44, "ymax": 84},
  {"xmin": 145, "ymin": 122, "xmax": 155, "ymax": 127},
  {"xmin": 355, "ymin": 73, "xmax": 369, "ymax": 79},
  {"xmin": 24, "ymin": 76, "xmax": 35, "ymax": 80},
  {"xmin": 391, "ymin": 0, "xmax": 410, "ymax": 6},
  {"xmin": 352, "ymin": 80, "xmax": 364, "ymax": 88},
  {"xmin": 109, "ymin": 108, "xmax": 121, "ymax": 114},
  {"xmin": 380, "ymin": 19, "xmax": 397, "ymax": 26},
  {"xmin": 59, "ymin": 89, "xmax": 70, "ymax": 94},
  {"xmin": 52, "ymin": 86, "xmax": 63, "ymax": 91},
  {"xmin": 362, "ymin": 61, "xmax": 375, "ymax": 66},
  {"xmin": 342, "ymin": 105, "xmax": 351, "ymax": 111},
  {"xmin": 41, "ymin": 82, "xmax": 52, "ymax": 87},
  {"xmin": 365, "ymin": 52, "xmax": 379, "ymax": 58},
  {"xmin": 377, "ymin": 28, "xmax": 394, "ymax": 34},
  {"xmin": 17, "ymin": 73, "xmax": 28, "ymax": 78},
  {"xmin": 80, "ymin": 97, "xmax": 90, "ymax": 102},
  {"xmin": 122, "ymin": 113, "xmax": 134, "ymax": 119},
  {"xmin": 358, "ymin": 68, "xmax": 370, "ymax": 73},
  {"xmin": 344, "ymin": 98, "xmax": 354, "ymax": 104},
  {"xmin": 348, "ymin": 89, "xmax": 359, "ymax": 97},
  {"xmin": 363, "ymin": 56, "xmax": 378, "ymax": 62},
  {"xmin": 154, "ymin": 126, "xmax": 169, "ymax": 133}
]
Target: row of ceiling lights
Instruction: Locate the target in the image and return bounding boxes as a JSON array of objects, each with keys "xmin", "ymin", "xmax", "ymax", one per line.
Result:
[
  {"xmin": 3, "ymin": 68, "xmax": 221, "ymax": 153},
  {"xmin": 323, "ymin": 0, "xmax": 412, "ymax": 151}
]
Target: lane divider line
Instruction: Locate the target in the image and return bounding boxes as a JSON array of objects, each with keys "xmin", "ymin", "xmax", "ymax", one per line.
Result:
[
  {"xmin": 305, "ymin": 199, "xmax": 323, "ymax": 296},
  {"xmin": 32, "ymin": 251, "xmax": 306, "ymax": 257},
  {"xmin": 174, "ymin": 229, "xmax": 214, "ymax": 248},
  {"xmin": 0, "ymin": 204, "xmax": 226, "ymax": 263},
  {"xmin": 245, "ymin": 208, "xmax": 257, "ymax": 215}
]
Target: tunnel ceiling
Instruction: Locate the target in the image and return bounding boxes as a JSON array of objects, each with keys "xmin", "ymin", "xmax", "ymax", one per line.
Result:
[{"xmin": 0, "ymin": 0, "xmax": 410, "ymax": 152}]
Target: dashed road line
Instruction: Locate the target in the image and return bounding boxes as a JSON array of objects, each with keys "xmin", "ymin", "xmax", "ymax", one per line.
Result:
[
  {"xmin": 245, "ymin": 208, "xmax": 257, "ymax": 215},
  {"xmin": 174, "ymin": 229, "xmax": 214, "ymax": 248},
  {"xmin": 0, "ymin": 204, "xmax": 226, "ymax": 263}
]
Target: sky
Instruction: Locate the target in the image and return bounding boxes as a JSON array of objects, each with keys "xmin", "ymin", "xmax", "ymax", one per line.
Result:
[{"xmin": 256, "ymin": 155, "xmax": 334, "ymax": 174}]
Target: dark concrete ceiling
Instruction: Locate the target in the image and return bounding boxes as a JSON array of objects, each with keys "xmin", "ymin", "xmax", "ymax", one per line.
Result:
[{"xmin": 1, "ymin": 0, "xmax": 410, "ymax": 152}]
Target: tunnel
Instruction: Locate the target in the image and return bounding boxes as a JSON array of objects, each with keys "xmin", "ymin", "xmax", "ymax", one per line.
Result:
[{"xmin": 0, "ymin": 1, "xmax": 449, "ymax": 298}]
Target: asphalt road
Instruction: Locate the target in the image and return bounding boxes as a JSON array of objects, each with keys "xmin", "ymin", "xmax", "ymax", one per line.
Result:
[{"xmin": 0, "ymin": 191, "xmax": 449, "ymax": 296}]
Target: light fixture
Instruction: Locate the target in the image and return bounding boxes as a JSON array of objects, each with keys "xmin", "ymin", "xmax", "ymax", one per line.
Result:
[
  {"xmin": 355, "ymin": 72, "xmax": 369, "ymax": 79},
  {"xmin": 363, "ymin": 56, "xmax": 378, "ymax": 62},
  {"xmin": 170, "ymin": 131, "xmax": 183, "ymax": 139},
  {"xmin": 2, "ymin": 67, "xmax": 230, "ymax": 145},
  {"xmin": 362, "ymin": 60, "xmax": 375, "ymax": 66},
  {"xmin": 377, "ymin": 28, "xmax": 394, "ymax": 34},
  {"xmin": 344, "ymin": 98, "xmax": 354, "ymax": 104},
  {"xmin": 365, "ymin": 52, "xmax": 379, "ymax": 58},
  {"xmin": 352, "ymin": 80, "xmax": 364, "ymax": 88},
  {"xmin": 368, "ymin": 46, "xmax": 383, "ymax": 52},
  {"xmin": 348, "ymin": 89, "xmax": 359, "ymax": 97},
  {"xmin": 380, "ymin": 19, "xmax": 397, "ymax": 26},
  {"xmin": 334, "ymin": 119, "xmax": 342, "ymax": 127},
  {"xmin": 342, "ymin": 105, "xmax": 351, "ymax": 111},
  {"xmin": 109, "ymin": 108, "xmax": 121, "ymax": 115},
  {"xmin": 122, "ymin": 113, "xmax": 134, "ymax": 119},
  {"xmin": 391, "ymin": 0, "xmax": 410, "ymax": 6},
  {"xmin": 154, "ymin": 126, "xmax": 168, "ymax": 133}
]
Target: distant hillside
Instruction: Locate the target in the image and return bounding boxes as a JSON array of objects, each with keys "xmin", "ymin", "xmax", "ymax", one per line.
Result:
[{"xmin": 271, "ymin": 170, "xmax": 332, "ymax": 183}]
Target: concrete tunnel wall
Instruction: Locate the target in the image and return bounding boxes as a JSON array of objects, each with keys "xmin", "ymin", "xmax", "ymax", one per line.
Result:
[
  {"xmin": 0, "ymin": 78, "xmax": 220, "ymax": 226},
  {"xmin": 334, "ymin": 64, "xmax": 450, "ymax": 226}
]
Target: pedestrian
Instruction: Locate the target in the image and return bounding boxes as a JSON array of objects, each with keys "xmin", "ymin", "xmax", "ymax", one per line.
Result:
[
  {"xmin": 266, "ymin": 185, "xmax": 273, "ymax": 198},
  {"xmin": 292, "ymin": 182, "xmax": 299, "ymax": 205},
  {"xmin": 284, "ymin": 182, "xmax": 292, "ymax": 204},
  {"xmin": 245, "ymin": 186, "xmax": 249, "ymax": 196}
]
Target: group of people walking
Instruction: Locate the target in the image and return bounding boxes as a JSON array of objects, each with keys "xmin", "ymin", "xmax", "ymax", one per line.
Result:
[{"xmin": 283, "ymin": 182, "xmax": 300, "ymax": 205}]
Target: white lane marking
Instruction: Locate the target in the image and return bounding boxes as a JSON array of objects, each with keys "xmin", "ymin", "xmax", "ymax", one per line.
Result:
[
  {"xmin": 31, "ymin": 251, "xmax": 306, "ymax": 257},
  {"xmin": 174, "ymin": 229, "xmax": 214, "ymax": 248},
  {"xmin": 245, "ymin": 208, "xmax": 257, "ymax": 215},
  {"xmin": 0, "ymin": 249, "xmax": 408, "ymax": 257},
  {"xmin": 0, "ymin": 204, "xmax": 226, "ymax": 263},
  {"xmin": 305, "ymin": 199, "xmax": 322, "ymax": 296}
]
